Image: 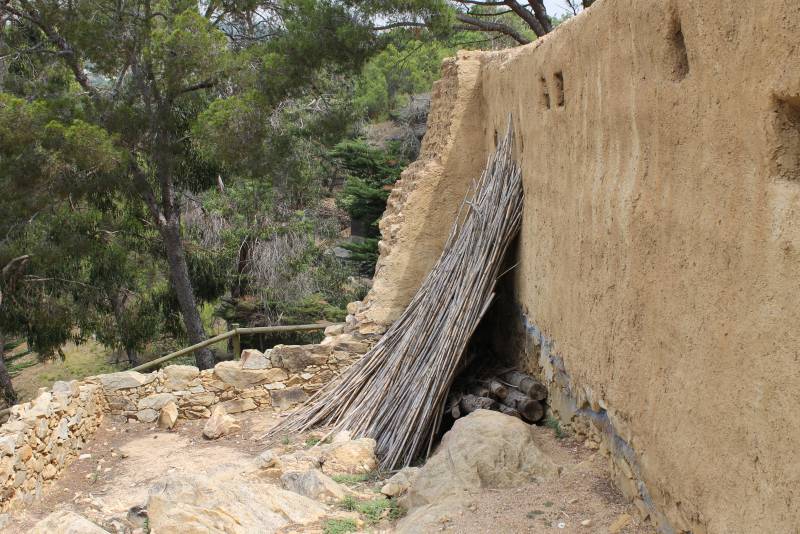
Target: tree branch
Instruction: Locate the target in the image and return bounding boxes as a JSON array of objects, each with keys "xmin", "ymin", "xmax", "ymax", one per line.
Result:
[{"xmin": 455, "ymin": 13, "xmax": 531, "ymax": 45}]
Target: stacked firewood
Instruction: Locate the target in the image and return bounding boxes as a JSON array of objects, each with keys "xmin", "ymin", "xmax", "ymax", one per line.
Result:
[{"xmin": 446, "ymin": 370, "xmax": 547, "ymax": 424}]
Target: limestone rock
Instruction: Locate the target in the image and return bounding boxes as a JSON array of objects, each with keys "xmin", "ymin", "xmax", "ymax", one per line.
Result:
[
  {"xmin": 137, "ymin": 393, "xmax": 176, "ymax": 411},
  {"xmin": 213, "ymin": 361, "xmax": 288, "ymax": 389},
  {"xmin": 220, "ymin": 397, "xmax": 257, "ymax": 414},
  {"xmin": 281, "ymin": 469, "xmax": 346, "ymax": 502},
  {"xmin": 98, "ymin": 371, "xmax": 156, "ymax": 391},
  {"xmin": 202, "ymin": 405, "xmax": 239, "ymax": 439},
  {"xmin": 158, "ymin": 401, "xmax": 179, "ymax": 430},
  {"xmin": 137, "ymin": 408, "xmax": 159, "ymax": 423},
  {"xmin": 397, "ymin": 410, "xmax": 558, "ymax": 533},
  {"xmin": 324, "ymin": 323, "xmax": 345, "ymax": 336},
  {"xmin": 0, "ymin": 436, "xmax": 16, "ymax": 456},
  {"xmin": 257, "ymin": 449, "xmax": 280, "ymax": 469},
  {"xmin": 28, "ymin": 510, "xmax": 110, "ymax": 533},
  {"xmin": 147, "ymin": 474, "xmax": 325, "ymax": 533},
  {"xmin": 51, "ymin": 380, "xmax": 80, "ymax": 398},
  {"xmin": 241, "ymin": 349, "xmax": 272, "ymax": 370},
  {"xmin": 162, "ymin": 365, "xmax": 199, "ymax": 391},
  {"xmin": 381, "ymin": 467, "xmax": 420, "ymax": 498},
  {"xmin": 270, "ymin": 387, "xmax": 308, "ymax": 410},
  {"xmin": 270, "ymin": 344, "xmax": 331, "ymax": 371},
  {"xmin": 320, "ymin": 438, "xmax": 378, "ymax": 475}
]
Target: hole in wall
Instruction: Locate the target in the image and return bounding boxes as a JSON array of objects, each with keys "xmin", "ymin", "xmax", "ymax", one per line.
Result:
[
  {"xmin": 772, "ymin": 95, "xmax": 800, "ymax": 182},
  {"xmin": 554, "ymin": 71, "xmax": 565, "ymax": 108},
  {"xmin": 540, "ymin": 75, "xmax": 551, "ymax": 109},
  {"xmin": 494, "ymin": 129, "xmax": 499, "ymax": 147},
  {"xmin": 668, "ymin": 19, "xmax": 690, "ymax": 81}
]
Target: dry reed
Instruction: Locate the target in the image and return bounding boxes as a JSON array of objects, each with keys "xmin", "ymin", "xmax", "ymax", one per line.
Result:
[{"xmin": 264, "ymin": 119, "xmax": 523, "ymax": 469}]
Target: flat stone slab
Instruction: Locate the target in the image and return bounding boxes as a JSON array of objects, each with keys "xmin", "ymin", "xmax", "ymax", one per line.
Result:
[{"xmin": 98, "ymin": 371, "xmax": 156, "ymax": 391}]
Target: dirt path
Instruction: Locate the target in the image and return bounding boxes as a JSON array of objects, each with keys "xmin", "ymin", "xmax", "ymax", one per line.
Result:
[
  {"xmin": 4, "ymin": 410, "xmax": 655, "ymax": 534},
  {"xmin": 440, "ymin": 427, "xmax": 654, "ymax": 534}
]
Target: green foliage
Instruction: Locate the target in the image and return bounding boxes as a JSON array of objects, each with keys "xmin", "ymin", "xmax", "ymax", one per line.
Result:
[
  {"xmin": 544, "ymin": 416, "xmax": 568, "ymax": 439},
  {"xmin": 338, "ymin": 496, "xmax": 405, "ymax": 525},
  {"xmin": 331, "ymin": 473, "xmax": 371, "ymax": 485},
  {"xmin": 323, "ymin": 518, "xmax": 358, "ymax": 534},
  {"xmin": 354, "ymin": 41, "xmax": 453, "ymax": 119}
]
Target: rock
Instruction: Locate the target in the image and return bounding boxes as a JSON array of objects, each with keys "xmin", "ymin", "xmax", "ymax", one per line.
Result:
[
  {"xmin": 42, "ymin": 463, "xmax": 58, "ymax": 479},
  {"xmin": 270, "ymin": 387, "xmax": 308, "ymax": 410},
  {"xmin": 79, "ymin": 453, "xmax": 92, "ymax": 460},
  {"xmin": 320, "ymin": 438, "xmax": 378, "ymax": 475},
  {"xmin": 332, "ymin": 430, "xmax": 352, "ymax": 443},
  {"xmin": 324, "ymin": 323, "xmax": 345, "ymax": 336},
  {"xmin": 98, "ymin": 371, "xmax": 156, "ymax": 391},
  {"xmin": 609, "ymin": 513, "xmax": 632, "ymax": 533},
  {"xmin": 158, "ymin": 401, "xmax": 179, "ymax": 430},
  {"xmin": 279, "ymin": 450, "xmax": 323, "ymax": 472},
  {"xmin": 147, "ymin": 474, "xmax": 325, "ymax": 533},
  {"xmin": 51, "ymin": 380, "xmax": 80, "ymax": 398},
  {"xmin": 28, "ymin": 510, "xmax": 110, "ymax": 533},
  {"xmin": 241, "ymin": 349, "xmax": 272, "ymax": 370},
  {"xmin": 258, "ymin": 450, "xmax": 280, "ymax": 469},
  {"xmin": 18, "ymin": 444, "xmax": 32, "ymax": 461},
  {"xmin": 162, "ymin": 365, "xmax": 200, "ymax": 391},
  {"xmin": 581, "ymin": 518, "xmax": 593, "ymax": 527},
  {"xmin": 202, "ymin": 405, "xmax": 239, "ymax": 439},
  {"xmin": 0, "ymin": 436, "xmax": 15, "ymax": 456},
  {"xmin": 281, "ymin": 469, "xmax": 347, "ymax": 502},
  {"xmin": 184, "ymin": 391, "xmax": 216, "ymax": 406},
  {"xmin": 270, "ymin": 344, "xmax": 331, "ymax": 371},
  {"xmin": 213, "ymin": 361, "xmax": 288, "ymax": 389},
  {"xmin": 220, "ymin": 397, "xmax": 257, "ymax": 414},
  {"xmin": 137, "ymin": 393, "xmax": 177, "ymax": 411},
  {"xmin": 136, "ymin": 408, "xmax": 159, "ymax": 423},
  {"xmin": 397, "ymin": 410, "xmax": 558, "ymax": 533},
  {"xmin": 381, "ymin": 467, "xmax": 420, "ymax": 498}
]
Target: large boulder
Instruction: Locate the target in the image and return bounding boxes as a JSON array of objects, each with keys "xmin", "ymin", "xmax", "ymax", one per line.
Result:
[
  {"xmin": 202, "ymin": 405, "xmax": 239, "ymax": 440},
  {"xmin": 98, "ymin": 371, "xmax": 156, "ymax": 391},
  {"xmin": 381, "ymin": 467, "xmax": 420, "ymax": 498},
  {"xmin": 147, "ymin": 474, "xmax": 326, "ymax": 533},
  {"xmin": 162, "ymin": 365, "xmax": 200, "ymax": 391},
  {"xmin": 213, "ymin": 361, "xmax": 287, "ymax": 389},
  {"xmin": 397, "ymin": 410, "xmax": 559, "ymax": 533},
  {"xmin": 320, "ymin": 438, "xmax": 378, "ymax": 475},
  {"xmin": 28, "ymin": 510, "xmax": 110, "ymax": 533},
  {"xmin": 281, "ymin": 469, "xmax": 347, "ymax": 502}
]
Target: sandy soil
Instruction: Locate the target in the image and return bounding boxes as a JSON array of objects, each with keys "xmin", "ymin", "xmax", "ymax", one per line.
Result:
[
  {"xmin": 4, "ymin": 410, "xmax": 655, "ymax": 534},
  {"xmin": 441, "ymin": 427, "xmax": 654, "ymax": 534}
]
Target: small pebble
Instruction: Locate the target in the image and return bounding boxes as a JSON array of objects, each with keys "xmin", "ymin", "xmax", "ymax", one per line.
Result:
[{"xmin": 581, "ymin": 519, "xmax": 593, "ymax": 527}]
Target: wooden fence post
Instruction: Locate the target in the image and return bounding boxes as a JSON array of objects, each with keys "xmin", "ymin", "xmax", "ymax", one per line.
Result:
[{"xmin": 232, "ymin": 323, "xmax": 241, "ymax": 360}]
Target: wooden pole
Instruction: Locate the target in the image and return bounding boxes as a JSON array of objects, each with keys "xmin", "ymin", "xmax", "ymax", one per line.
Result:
[{"xmin": 232, "ymin": 323, "xmax": 241, "ymax": 360}]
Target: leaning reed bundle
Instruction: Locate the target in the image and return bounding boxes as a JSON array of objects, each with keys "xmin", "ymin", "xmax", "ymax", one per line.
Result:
[{"xmin": 265, "ymin": 120, "xmax": 523, "ymax": 469}]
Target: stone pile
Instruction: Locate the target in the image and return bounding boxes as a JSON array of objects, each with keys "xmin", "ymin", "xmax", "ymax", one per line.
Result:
[{"xmin": 0, "ymin": 381, "xmax": 106, "ymax": 512}]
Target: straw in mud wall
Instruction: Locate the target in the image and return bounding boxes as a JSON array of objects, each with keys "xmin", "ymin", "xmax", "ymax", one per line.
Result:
[{"xmin": 265, "ymin": 119, "xmax": 523, "ymax": 470}]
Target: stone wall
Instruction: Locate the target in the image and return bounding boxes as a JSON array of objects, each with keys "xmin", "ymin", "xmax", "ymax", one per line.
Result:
[
  {"xmin": 0, "ymin": 382, "xmax": 106, "ymax": 511},
  {"xmin": 100, "ymin": 333, "xmax": 368, "ymax": 423},
  {"xmin": 356, "ymin": 1, "xmax": 800, "ymax": 533},
  {"xmin": 0, "ymin": 326, "xmax": 372, "ymax": 512}
]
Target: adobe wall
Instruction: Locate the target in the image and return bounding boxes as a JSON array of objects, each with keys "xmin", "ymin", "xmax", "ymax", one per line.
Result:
[{"xmin": 360, "ymin": 1, "xmax": 800, "ymax": 532}]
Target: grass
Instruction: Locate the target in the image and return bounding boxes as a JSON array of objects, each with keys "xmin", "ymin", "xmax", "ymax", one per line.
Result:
[
  {"xmin": 338, "ymin": 496, "xmax": 406, "ymax": 525},
  {"xmin": 544, "ymin": 415, "xmax": 568, "ymax": 439},
  {"xmin": 323, "ymin": 518, "xmax": 358, "ymax": 534},
  {"xmin": 331, "ymin": 473, "xmax": 371, "ymax": 485},
  {"xmin": 305, "ymin": 437, "xmax": 321, "ymax": 447}
]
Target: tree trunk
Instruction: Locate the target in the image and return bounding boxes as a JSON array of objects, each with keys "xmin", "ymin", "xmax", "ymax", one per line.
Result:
[
  {"xmin": 110, "ymin": 292, "xmax": 140, "ymax": 367},
  {"xmin": 500, "ymin": 370, "xmax": 548, "ymax": 401},
  {"xmin": 0, "ymin": 331, "xmax": 18, "ymax": 406},
  {"xmin": 160, "ymin": 221, "xmax": 214, "ymax": 370}
]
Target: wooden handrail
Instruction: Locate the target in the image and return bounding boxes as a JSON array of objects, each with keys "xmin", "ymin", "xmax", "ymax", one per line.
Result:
[
  {"xmin": 0, "ymin": 322, "xmax": 336, "ymax": 420},
  {"xmin": 128, "ymin": 323, "xmax": 333, "ymax": 373}
]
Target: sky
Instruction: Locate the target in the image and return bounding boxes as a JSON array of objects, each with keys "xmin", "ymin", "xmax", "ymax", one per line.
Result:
[{"xmin": 543, "ymin": 0, "xmax": 572, "ymax": 17}]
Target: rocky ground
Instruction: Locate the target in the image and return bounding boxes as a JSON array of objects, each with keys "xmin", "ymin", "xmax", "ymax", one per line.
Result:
[{"xmin": 2, "ymin": 408, "xmax": 655, "ymax": 534}]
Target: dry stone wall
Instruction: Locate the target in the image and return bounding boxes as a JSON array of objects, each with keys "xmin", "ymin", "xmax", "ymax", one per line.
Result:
[
  {"xmin": 0, "ymin": 382, "xmax": 106, "ymax": 511},
  {"xmin": 0, "ymin": 327, "xmax": 373, "ymax": 512}
]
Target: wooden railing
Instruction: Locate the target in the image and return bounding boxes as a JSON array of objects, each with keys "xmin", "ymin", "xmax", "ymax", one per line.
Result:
[{"xmin": 0, "ymin": 322, "xmax": 335, "ymax": 420}]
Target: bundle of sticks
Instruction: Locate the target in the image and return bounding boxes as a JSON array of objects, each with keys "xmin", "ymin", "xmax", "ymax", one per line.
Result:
[
  {"xmin": 264, "ymin": 119, "xmax": 523, "ymax": 470},
  {"xmin": 447, "ymin": 369, "xmax": 547, "ymax": 424}
]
